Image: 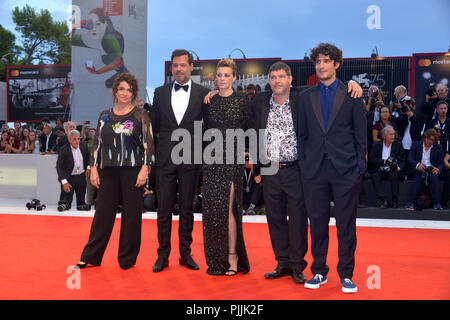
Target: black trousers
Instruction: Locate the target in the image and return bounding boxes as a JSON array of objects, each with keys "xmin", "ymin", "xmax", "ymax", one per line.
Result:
[
  {"xmin": 80, "ymin": 166, "xmax": 143, "ymax": 267},
  {"xmin": 60, "ymin": 174, "xmax": 87, "ymax": 207},
  {"xmin": 372, "ymin": 170, "xmax": 400, "ymax": 200},
  {"xmin": 155, "ymin": 164, "xmax": 197, "ymax": 259},
  {"xmin": 262, "ymin": 165, "xmax": 308, "ymax": 271},
  {"xmin": 302, "ymin": 158, "xmax": 361, "ymax": 280}
]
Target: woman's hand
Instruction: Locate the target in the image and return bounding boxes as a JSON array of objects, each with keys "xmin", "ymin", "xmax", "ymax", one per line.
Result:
[
  {"xmin": 135, "ymin": 166, "xmax": 149, "ymax": 187},
  {"xmin": 90, "ymin": 166, "xmax": 100, "ymax": 189}
]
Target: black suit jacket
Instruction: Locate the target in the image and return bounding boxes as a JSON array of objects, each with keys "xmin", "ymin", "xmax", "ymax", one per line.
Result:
[
  {"xmin": 297, "ymin": 80, "xmax": 367, "ymax": 179},
  {"xmin": 40, "ymin": 132, "xmax": 57, "ymax": 153},
  {"xmin": 56, "ymin": 141, "xmax": 90, "ymax": 182},
  {"xmin": 408, "ymin": 141, "xmax": 444, "ymax": 173},
  {"xmin": 368, "ymin": 140, "xmax": 405, "ymax": 173},
  {"xmin": 150, "ymin": 81, "xmax": 209, "ymax": 167},
  {"xmin": 252, "ymin": 89, "xmax": 300, "ymax": 173}
]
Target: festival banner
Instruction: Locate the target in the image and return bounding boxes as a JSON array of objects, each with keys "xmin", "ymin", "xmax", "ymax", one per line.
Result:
[
  {"xmin": 71, "ymin": 0, "xmax": 147, "ymax": 123},
  {"xmin": 165, "ymin": 58, "xmax": 282, "ymax": 92},
  {"xmin": 7, "ymin": 64, "xmax": 71, "ymax": 121},
  {"xmin": 412, "ymin": 53, "xmax": 450, "ymax": 112}
]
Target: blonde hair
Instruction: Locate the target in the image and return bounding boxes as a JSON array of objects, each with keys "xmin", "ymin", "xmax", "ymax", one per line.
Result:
[{"xmin": 216, "ymin": 58, "xmax": 237, "ymax": 77}]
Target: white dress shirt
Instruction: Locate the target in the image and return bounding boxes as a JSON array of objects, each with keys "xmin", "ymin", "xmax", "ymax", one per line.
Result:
[
  {"xmin": 171, "ymin": 80, "xmax": 192, "ymax": 125},
  {"xmin": 61, "ymin": 145, "xmax": 87, "ymax": 185},
  {"xmin": 420, "ymin": 144, "xmax": 433, "ymax": 168},
  {"xmin": 382, "ymin": 142, "xmax": 392, "ymax": 160}
]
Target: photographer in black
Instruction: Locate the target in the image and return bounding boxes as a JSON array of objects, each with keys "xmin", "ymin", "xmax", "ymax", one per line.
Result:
[
  {"xmin": 425, "ymin": 100, "xmax": 450, "ymax": 154},
  {"xmin": 405, "ymin": 129, "xmax": 444, "ymax": 210},
  {"xmin": 364, "ymin": 85, "xmax": 385, "ymax": 152},
  {"xmin": 422, "ymin": 84, "xmax": 450, "ymax": 121},
  {"xmin": 394, "ymin": 96, "xmax": 426, "ymax": 180},
  {"xmin": 243, "ymin": 151, "xmax": 264, "ymax": 215},
  {"xmin": 369, "ymin": 126, "xmax": 405, "ymax": 208}
]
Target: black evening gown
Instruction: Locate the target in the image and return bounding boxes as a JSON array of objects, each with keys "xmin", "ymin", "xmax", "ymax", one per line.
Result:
[{"xmin": 202, "ymin": 92, "xmax": 251, "ymax": 275}]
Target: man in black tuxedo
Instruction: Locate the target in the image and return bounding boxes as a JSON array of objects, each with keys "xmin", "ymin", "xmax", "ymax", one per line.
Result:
[
  {"xmin": 56, "ymin": 130, "xmax": 90, "ymax": 210},
  {"xmin": 298, "ymin": 43, "xmax": 367, "ymax": 294},
  {"xmin": 150, "ymin": 49, "xmax": 209, "ymax": 272},
  {"xmin": 369, "ymin": 125, "xmax": 405, "ymax": 208},
  {"xmin": 405, "ymin": 128, "xmax": 444, "ymax": 210}
]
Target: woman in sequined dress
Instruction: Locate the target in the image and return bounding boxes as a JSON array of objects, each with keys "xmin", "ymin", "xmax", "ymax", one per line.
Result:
[{"xmin": 203, "ymin": 59, "xmax": 251, "ymax": 275}]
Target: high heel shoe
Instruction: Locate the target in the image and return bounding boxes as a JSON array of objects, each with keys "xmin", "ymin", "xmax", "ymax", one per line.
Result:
[{"xmin": 226, "ymin": 253, "xmax": 238, "ymax": 276}]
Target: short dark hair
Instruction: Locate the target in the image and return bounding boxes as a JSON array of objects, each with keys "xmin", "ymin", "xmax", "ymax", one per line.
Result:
[
  {"xmin": 112, "ymin": 72, "xmax": 139, "ymax": 104},
  {"xmin": 310, "ymin": 43, "xmax": 343, "ymax": 71},
  {"xmin": 269, "ymin": 61, "xmax": 292, "ymax": 77},
  {"xmin": 171, "ymin": 49, "xmax": 194, "ymax": 65},
  {"xmin": 437, "ymin": 100, "xmax": 449, "ymax": 108}
]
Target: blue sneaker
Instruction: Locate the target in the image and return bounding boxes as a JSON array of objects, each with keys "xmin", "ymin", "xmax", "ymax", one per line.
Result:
[
  {"xmin": 304, "ymin": 274, "xmax": 327, "ymax": 289},
  {"xmin": 341, "ymin": 278, "xmax": 358, "ymax": 293}
]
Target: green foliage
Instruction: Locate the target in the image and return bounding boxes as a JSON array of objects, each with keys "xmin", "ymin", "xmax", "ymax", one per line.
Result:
[
  {"xmin": 11, "ymin": 4, "xmax": 71, "ymax": 66},
  {"xmin": 0, "ymin": 24, "xmax": 17, "ymax": 81}
]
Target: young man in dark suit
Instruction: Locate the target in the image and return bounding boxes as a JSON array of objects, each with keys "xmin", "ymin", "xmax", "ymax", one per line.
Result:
[
  {"xmin": 297, "ymin": 43, "xmax": 367, "ymax": 293},
  {"xmin": 56, "ymin": 130, "xmax": 90, "ymax": 210},
  {"xmin": 150, "ymin": 49, "xmax": 209, "ymax": 272},
  {"xmin": 405, "ymin": 128, "xmax": 444, "ymax": 210}
]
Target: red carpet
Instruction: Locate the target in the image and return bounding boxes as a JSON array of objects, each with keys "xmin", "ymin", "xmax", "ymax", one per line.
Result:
[{"xmin": 0, "ymin": 214, "xmax": 449, "ymax": 300}]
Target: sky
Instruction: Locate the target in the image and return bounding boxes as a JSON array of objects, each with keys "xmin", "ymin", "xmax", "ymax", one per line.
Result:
[{"xmin": 1, "ymin": 0, "xmax": 449, "ymax": 96}]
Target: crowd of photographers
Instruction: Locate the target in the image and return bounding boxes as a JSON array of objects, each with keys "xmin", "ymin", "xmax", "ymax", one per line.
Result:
[
  {"xmin": 365, "ymin": 82, "xmax": 450, "ymax": 210},
  {"xmin": 2, "ymin": 83, "xmax": 450, "ymax": 212}
]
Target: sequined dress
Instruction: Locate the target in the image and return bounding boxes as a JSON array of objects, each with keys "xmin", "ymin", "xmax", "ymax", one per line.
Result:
[{"xmin": 202, "ymin": 92, "xmax": 251, "ymax": 275}]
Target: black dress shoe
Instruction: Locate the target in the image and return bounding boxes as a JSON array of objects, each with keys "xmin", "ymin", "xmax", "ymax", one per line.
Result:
[
  {"xmin": 292, "ymin": 269, "xmax": 306, "ymax": 284},
  {"xmin": 179, "ymin": 255, "xmax": 199, "ymax": 270},
  {"xmin": 74, "ymin": 262, "xmax": 88, "ymax": 269},
  {"xmin": 120, "ymin": 264, "xmax": 134, "ymax": 270},
  {"xmin": 264, "ymin": 266, "xmax": 292, "ymax": 279},
  {"xmin": 152, "ymin": 257, "xmax": 169, "ymax": 272}
]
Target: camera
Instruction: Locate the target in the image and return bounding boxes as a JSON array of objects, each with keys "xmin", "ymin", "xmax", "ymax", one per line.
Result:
[
  {"xmin": 420, "ymin": 166, "xmax": 435, "ymax": 187},
  {"xmin": 400, "ymin": 96, "xmax": 413, "ymax": 113},
  {"xmin": 369, "ymin": 89, "xmax": 379, "ymax": 105},
  {"xmin": 385, "ymin": 157, "xmax": 399, "ymax": 171},
  {"xmin": 245, "ymin": 154, "xmax": 250, "ymax": 162},
  {"xmin": 427, "ymin": 82, "xmax": 436, "ymax": 97},
  {"xmin": 77, "ymin": 204, "xmax": 91, "ymax": 211},
  {"xmin": 57, "ymin": 200, "xmax": 70, "ymax": 212},
  {"xmin": 26, "ymin": 199, "xmax": 46, "ymax": 211}
]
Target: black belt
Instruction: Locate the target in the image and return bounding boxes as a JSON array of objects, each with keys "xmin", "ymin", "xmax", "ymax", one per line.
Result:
[{"xmin": 279, "ymin": 161, "xmax": 298, "ymax": 168}]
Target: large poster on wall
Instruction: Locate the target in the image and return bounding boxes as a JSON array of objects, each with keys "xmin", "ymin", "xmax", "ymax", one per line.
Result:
[
  {"xmin": 165, "ymin": 58, "xmax": 281, "ymax": 92},
  {"xmin": 412, "ymin": 53, "xmax": 450, "ymax": 112},
  {"xmin": 6, "ymin": 64, "xmax": 71, "ymax": 122},
  {"xmin": 71, "ymin": 0, "xmax": 147, "ymax": 123}
]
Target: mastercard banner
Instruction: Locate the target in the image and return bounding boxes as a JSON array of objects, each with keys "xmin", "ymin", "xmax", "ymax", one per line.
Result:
[
  {"xmin": 6, "ymin": 64, "xmax": 71, "ymax": 122},
  {"xmin": 413, "ymin": 53, "xmax": 450, "ymax": 113}
]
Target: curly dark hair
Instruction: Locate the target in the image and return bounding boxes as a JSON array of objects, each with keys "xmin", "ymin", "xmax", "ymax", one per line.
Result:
[
  {"xmin": 310, "ymin": 43, "xmax": 343, "ymax": 71},
  {"xmin": 112, "ymin": 72, "xmax": 139, "ymax": 104}
]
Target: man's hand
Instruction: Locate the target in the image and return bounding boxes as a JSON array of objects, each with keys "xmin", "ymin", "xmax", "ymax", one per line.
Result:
[
  {"xmin": 417, "ymin": 163, "xmax": 426, "ymax": 171},
  {"xmin": 432, "ymin": 167, "xmax": 440, "ymax": 175},
  {"xmin": 135, "ymin": 166, "xmax": 148, "ymax": 187},
  {"xmin": 254, "ymin": 175, "xmax": 261, "ymax": 184},
  {"xmin": 63, "ymin": 182, "xmax": 72, "ymax": 193},
  {"xmin": 348, "ymin": 81, "xmax": 363, "ymax": 98}
]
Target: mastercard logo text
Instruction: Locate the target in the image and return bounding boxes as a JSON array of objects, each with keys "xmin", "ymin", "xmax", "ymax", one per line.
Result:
[
  {"xmin": 418, "ymin": 59, "xmax": 431, "ymax": 67},
  {"xmin": 10, "ymin": 70, "xmax": 19, "ymax": 76}
]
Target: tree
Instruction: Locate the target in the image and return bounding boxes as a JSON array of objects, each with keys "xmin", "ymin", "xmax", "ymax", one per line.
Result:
[
  {"xmin": 12, "ymin": 5, "xmax": 71, "ymax": 65},
  {"xmin": 0, "ymin": 24, "xmax": 17, "ymax": 82}
]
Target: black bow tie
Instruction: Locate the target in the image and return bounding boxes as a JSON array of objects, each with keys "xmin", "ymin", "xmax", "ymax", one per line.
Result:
[{"xmin": 174, "ymin": 83, "xmax": 189, "ymax": 92}]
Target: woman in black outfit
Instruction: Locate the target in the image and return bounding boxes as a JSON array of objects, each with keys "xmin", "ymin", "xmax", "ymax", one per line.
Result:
[
  {"xmin": 75, "ymin": 73, "xmax": 153, "ymax": 270},
  {"xmin": 202, "ymin": 58, "xmax": 251, "ymax": 276}
]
